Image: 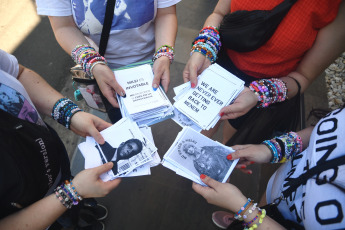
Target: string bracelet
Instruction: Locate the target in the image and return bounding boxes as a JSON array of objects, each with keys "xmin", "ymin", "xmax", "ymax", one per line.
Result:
[
  {"xmin": 152, "ymin": 45, "xmax": 175, "ymax": 63},
  {"xmin": 262, "ymin": 131, "xmax": 303, "ymax": 163},
  {"xmin": 71, "ymin": 44, "xmax": 107, "ymax": 77},
  {"xmin": 234, "ymin": 198, "xmax": 252, "ymax": 220},
  {"xmin": 244, "ymin": 209, "xmax": 266, "ymax": 230},
  {"xmin": 249, "ymin": 78, "xmax": 288, "ymax": 108},
  {"xmin": 51, "ymin": 98, "xmax": 83, "ymax": 129},
  {"xmin": 190, "ymin": 26, "xmax": 221, "ymax": 63}
]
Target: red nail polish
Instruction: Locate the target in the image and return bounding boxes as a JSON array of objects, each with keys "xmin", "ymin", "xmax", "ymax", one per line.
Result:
[
  {"xmin": 247, "ymin": 171, "xmax": 252, "ymax": 175},
  {"xmin": 191, "ymin": 83, "xmax": 196, "ymax": 88},
  {"xmin": 200, "ymin": 174, "xmax": 206, "ymax": 179},
  {"xmin": 241, "ymin": 165, "xmax": 246, "ymax": 169},
  {"xmin": 220, "ymin": 112, "xmax": 224, "ymax": 117},
  {"xmin": 250, "ymin": 161, "xmax": 255, "ymax": 164},
  {"xmin": 227, "ymin": 154, "xmax": 232, "ymax": 160}
]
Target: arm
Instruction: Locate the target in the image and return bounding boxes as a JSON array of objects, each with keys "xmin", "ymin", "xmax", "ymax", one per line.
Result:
[
  {"xmin": 152, "ymin": 5, "xmax": 178, "ymax": 92},
  {"xmin": 48, "ymin": 16, "xmax": 125, "ymax": 107},
  {"xmin": 0, "ymin": 163, "xmax": 121, "ymax": 230},
  {"xmin": 182, "ymin": 0, "xmax": 231, "ymax": 86},
  {"xmin": 220, "ymin": 1, "xmax": 345, "ymax": 119},
  {"xmin": 193, "ymin": 175, "xmax": 285, "ymax": 230},
  {"xmin": 17, "ymin": 64, "xmax": 111, "ymax": 144},
  {"xmin": 229, "ymin": 126, "xmax": 314, "ymax": 168}
]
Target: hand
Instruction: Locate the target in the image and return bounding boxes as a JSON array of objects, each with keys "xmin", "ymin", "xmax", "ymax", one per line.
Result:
[
  {"xmin": 228, "ymin": 144, "xmax": 272, "ymax": 166},
  {"xmin": 70, "ymin": 111, "xmax": 112, "ymax": 144},
  {"xmin": 92, "ymin": 64, "xmax": 125, "ymax": 108},
  {"xmin": 152, "ymin": 56, "xmax": 171, "ymax": 92},
  {"xmin": 183, "ymin": 52, "xmax": 211, "ymax": 88},
  {"xmin": 192, "ymin": 175, "xmax": 247, "ymax": 213},
  {"xmin": 72, "ymin": 162, "xmax": 121, "ymax": 198},
  {"xmin": 219, "ymin": 87, "xmax": 258, "ymax": 120}
]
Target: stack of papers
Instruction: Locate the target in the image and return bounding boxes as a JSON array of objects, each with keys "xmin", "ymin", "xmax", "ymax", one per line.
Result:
[
  {"xmin": 78, "ymin": 118, "xmax": 160, "ymax": 181},
  {"xmin": 115, "ymin": 64, "xmax": 174, "ymax": 126},
  {"xmin": 162, "ymin": 127, "xmax": 238, "ymax": 185},
  {"xmin": 173, "ymin": 64, "xmax": 244, "ymax": 130}
]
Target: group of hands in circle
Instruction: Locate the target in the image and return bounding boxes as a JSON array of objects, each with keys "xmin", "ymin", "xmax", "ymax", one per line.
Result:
[{"xmin": 69, "ymin": 52, "xmax": 274, "ymax": 214}]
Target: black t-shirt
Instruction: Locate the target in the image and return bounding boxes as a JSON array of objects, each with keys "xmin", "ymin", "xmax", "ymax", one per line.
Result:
[{"xmin": 0, "ymin": 109, "xmax": 71, "ymax": 218}]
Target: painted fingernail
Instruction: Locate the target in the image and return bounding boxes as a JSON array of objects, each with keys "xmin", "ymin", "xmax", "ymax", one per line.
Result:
[
  {"xmin": 241, "ymin": 165, "xmax": 246, "ymax": 169},
  {"xmin": 250, "ymin": 161, "xmax": 255, "ymax": 164},
  {"xmin": 220, "ymin": 112, "xmax": 224, "ymax": 117},
  {"xmin": 191, "ymin": 83, "xmax": 196, "ymax": 88},
  {"xmin": 226, "ymin": 154, "xmax": 232, "ymax": 160},
  {"xmin": 247, "ymin": 171, "xmax": 252, "ymax": 175},
  {"xmin": 200, "ymin": 174, "xmax": 206, "ymax": 179},
  {"xmin": 153, "ymin": 84, "xmax": 158, "ymax": 91}
]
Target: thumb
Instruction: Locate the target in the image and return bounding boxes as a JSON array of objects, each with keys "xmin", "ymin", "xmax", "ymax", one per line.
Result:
[
  {"xmin": 200, "ymin": 174, "xmax": 220, "ymax": 189},
  {"xmin": 189, "ymin": 69, "xmax": 198, "ymax": 89},
  {"xmin": 227, "ymin": 145, "xmax": 247, "ymax": 160},
  {"xmin": 89, "ymin": 127, "xmax": 105, "ymax": 144},
  {"xmin": 152, "ymin": 72, "xmax": 161, "ymax": 92},
  {"xmin": 95, "ymin": 162, "xmax": 114, "ymax": 176}
]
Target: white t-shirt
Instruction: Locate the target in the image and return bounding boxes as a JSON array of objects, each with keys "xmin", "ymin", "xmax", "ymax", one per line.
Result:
[
  {"xmin": 266, "ymin": 108, "xmax": 345, "ymax": 229},
  {"xmin": 0, "ymin": 49, "xmax": 45, "ymax": 126},
  {"xmin": 36, "ymin": 0, "xmax": 181, "ymax": 68}
]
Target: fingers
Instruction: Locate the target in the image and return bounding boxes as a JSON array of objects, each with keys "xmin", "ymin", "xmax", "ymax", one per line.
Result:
[
  {"xmin": 160, "ymin": 77, "xmax": 170, "ymax": 93},
  {"xmin": 90, "ymin": 128, "xmax": 105, "ymax": 144},
  {"xmin": 152, "ymin": 57, "xmax": 170, "ymax": 92},
  {"xmin": 200, "ymin": 174, "xmax": 220, "ymax": 189},
  {"xmin": 183, "ymin": 64, "xmax": 198, "ymax": 87},
  {"xmin": 227, "ymin": 146, "xmax": 250, "ymax": 160},
  {"xmin": 105, "ymin": 178, "xmax": 122, "ymax": 191},
  {"xmin": 152, "ymin": 71, "xmax": 170, "ymax": 93},
  {"xmin": 192, "ymin": 182, "xmax": 205, "ymax": 194},
  {"xmin": 219, "ymin": 104, "xmax": 244, "ymax": 120},
  {"xmin": 95, "ymin": 162, "xmax": 114, "ymax": 176}
]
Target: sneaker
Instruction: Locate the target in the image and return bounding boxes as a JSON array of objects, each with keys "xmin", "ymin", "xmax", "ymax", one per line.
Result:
[
  {"xmin": 75, "ymin": 221, "xmax": 105, "ymax": 230},
  {"xmin": 212, "ymin": 211, "xmax": 235, "ymax": 229},
  {"xmin": 82, "ymin": 203, "xmax": 108, "ymax": 221}
]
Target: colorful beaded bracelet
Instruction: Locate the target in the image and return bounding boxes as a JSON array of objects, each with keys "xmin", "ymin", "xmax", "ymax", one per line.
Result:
[
  {"xmin": 51, "ymin": 98, "xmax": 83, "ymax": 129},
  {"xmin": 152, "ymin": 45, "xmax": 175, "ymax": 63},
  {"xmin": 262, "ymin": 131, "xmax": 303, "ymax": 163},
  {"xmin": 249, "ymin": 78, "xmax": 288, "ymax": 108}
]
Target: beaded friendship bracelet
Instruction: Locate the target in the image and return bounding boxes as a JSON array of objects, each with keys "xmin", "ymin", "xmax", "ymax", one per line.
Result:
[
  {"xmin": 55, "ymin": 180, "xmax": 83, "ymax": 209},
  {"xmin": 235, "ymin": 198, "xmax": 252, "ymax": 220},
  {"xmin": 249, "ymin": 78, "xmax": 288, "ymax": 108},
  {"xmin": 71, "ymin": 44, "xmax": 108, "ymax": 77},
  {"xmin": 152, "ymin": 45, "xmax": 175, "ymax": 63},
  {"xmin": 244, "ymin": 209, "xmax": 267, "ymax": 230},
  {"xmin": 263, "ymin": 131, "xmax": 303, "ymax": 163},
  {"xmin": 190, "ymin": 26, "xmax": 221, "ymax": 63},
  {"xmin": 51, "ymin": 98, "xmax": 83, "ymax": 129}
]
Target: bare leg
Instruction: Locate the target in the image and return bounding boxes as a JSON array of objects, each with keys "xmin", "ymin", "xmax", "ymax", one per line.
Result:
[{"xmin": 222, "ymin": 120, "xmax": 237, "ymax": 144}]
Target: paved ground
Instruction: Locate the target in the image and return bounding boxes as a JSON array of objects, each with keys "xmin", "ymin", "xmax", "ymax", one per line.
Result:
[{"xmin": 1, "ymin": 1, "xmax": 330, "ymax": 229}]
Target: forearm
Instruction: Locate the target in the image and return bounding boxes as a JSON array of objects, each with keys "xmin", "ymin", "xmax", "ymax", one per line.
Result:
[
  {"xmin": 155, "ymin": 6, "xmax": 178, "ymax": 49},
  {"xmin": 296, "ymin": 126, "xmax": 314, "ymax": 150},
  {"xmin": 48, "ymin": 16, "xmax": 91, "ymax": 54},
  {"xmin": 18, "ymin": 65, "xmax": 63, "ymax": 116},
  {"xmin": 0, "ymin": 194, "xmax": 67, "ymax": 230}
]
